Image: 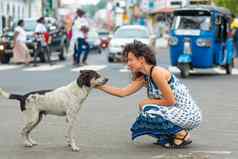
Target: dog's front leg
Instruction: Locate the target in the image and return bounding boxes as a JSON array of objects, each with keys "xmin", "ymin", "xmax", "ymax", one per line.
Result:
[{"xmin": 66, "ymin": 111, "xmax": 80, "ymax": 151}]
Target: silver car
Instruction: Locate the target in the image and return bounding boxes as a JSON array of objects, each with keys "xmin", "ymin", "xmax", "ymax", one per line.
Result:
[{"xmin": 108, "ymin": 25, "xmax": 152, "ymax": 62}]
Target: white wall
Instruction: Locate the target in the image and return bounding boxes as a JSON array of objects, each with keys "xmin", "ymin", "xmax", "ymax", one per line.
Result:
[
  {"xmin": 2, "ymin": 0, "xmax": 26, "ymax": 20},
  {"xmin": 30, "ymin": 0, "xmax": 42, "ymax": 18},
  {"xmin": 0, "ymin": 0, "xmax": 42, "ymax": 31},
  {"xmin": 0, "ymin": 0, "xmax": 42, "ymax": 19}
]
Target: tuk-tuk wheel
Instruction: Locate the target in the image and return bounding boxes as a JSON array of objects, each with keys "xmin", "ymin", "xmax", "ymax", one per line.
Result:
[
  {"xmin": 0, "ymin": 54, "xmax": 11, "ymax": 64},
  {"xmin": 179, "ymin": 63, "xmax": 190, "ymax": 78},
  {"xmin": 225, "ymin": 63, "xmax": 232, "ymax": 75}
]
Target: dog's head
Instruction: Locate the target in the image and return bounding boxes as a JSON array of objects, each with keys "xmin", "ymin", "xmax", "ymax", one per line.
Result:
[{"xmin": 77, "ymin": 70, "xmax": 108, "ymax": 88}]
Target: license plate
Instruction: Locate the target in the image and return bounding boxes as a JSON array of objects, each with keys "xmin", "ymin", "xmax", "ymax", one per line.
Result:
[{"xmin": 5, "ymin": 49, "xmax": 12, "ymax": 54}]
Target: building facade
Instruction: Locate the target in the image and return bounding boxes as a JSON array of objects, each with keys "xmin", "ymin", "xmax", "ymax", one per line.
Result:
[
  {"xmin": 0, "ymin": 0, "xmax": 29, "ymax": 34},
  {"xmin": 0, "ymin": 0, "xmax": 41, "ymax": 32}
]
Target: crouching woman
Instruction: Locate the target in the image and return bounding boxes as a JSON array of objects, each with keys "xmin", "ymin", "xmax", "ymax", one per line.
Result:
[{"xmin": 96, "ymin": 40, "xmax": 202, "ymax": 148}]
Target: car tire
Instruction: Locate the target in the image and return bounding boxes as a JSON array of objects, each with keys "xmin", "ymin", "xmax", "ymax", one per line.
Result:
[
  {"xmin": 108, "ymin": 57, "xmax": 114, "ymax": 63},
  {"xmin": 1, "ymin": 54, "xmax": 11, "ymax": 64}
]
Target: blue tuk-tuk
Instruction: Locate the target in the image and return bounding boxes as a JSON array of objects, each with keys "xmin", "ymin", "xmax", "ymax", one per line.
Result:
[{"xmin": 169, "ymin": 5, "xmax": 234, "ymax": 78}]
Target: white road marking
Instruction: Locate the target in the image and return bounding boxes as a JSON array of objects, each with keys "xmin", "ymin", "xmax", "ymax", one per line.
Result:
[
  {"xmin": 152, "ymin": 150, "xmax": 231, "ymax": 158},
  {"xmin": 120, "ymin": 68, "xmax": 129, "ymax": 72},
  {"xmin": 152, "ymin": 155, "xmax": 167, "ymax": 159},
  {"xmin": 191, "ymin": 150, "xmax": 232, "ymax": 155},
  {"xmin": 168, "ymin": 66, "xmax": 238, "ymax": 75},
  {"xmin": 51, "ymin": 56, "xmax": 60, "ymax": 61},
  {"xmin": 168, "ymin": 66, "xmax": 180, "ymax": 74},
  {"xmin": 231, "ymin": 68, "xmax": 238, "ymax": 74},
  {"xmin": 22, "ymin": 64, "xmax": 65, "ymax": 71},
  {"xmin": 71, "ymin": 65, "xmax": 107, "ymax": 72},
  {"xmin": 0, "ymin": 64, "xmax": 23, "ymax": 71},
  {"xmin": 119, "ymin": 65, "xmax": 129, "ymax": 72}
]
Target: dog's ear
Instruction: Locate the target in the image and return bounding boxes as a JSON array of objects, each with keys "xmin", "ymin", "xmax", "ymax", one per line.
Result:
[
  {"xmin": 80, "ymin": 70, "xmax": 86, "ymax": 74},
  {"xmin": 77, "ymin": 71, "xmax": 91, "ymax": 87}
]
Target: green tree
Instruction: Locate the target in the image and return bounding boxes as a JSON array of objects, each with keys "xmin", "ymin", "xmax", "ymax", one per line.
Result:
[
  {"xmin": 96, "ymin": 0, "xmax": 107, "ymax": 10},
  {"xmin": 82, "ymin": 0, "xmax": 107, "ymax": 17},
  {"xmin": 214, "ymin": 0, "xmax": 238, "ymax": 15},
  {"xmin": 82, "ymin": 5, "xmax": 95, "ymax": 17}
]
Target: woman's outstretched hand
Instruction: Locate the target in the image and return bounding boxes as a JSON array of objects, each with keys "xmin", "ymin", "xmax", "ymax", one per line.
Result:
[{"xmin": 95, "ymin": 85, "xmax": 104, "ymax": 90}]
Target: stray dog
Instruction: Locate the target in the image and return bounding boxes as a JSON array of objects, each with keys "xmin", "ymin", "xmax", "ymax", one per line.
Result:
[{"xmin": 0, "ymin": 70, "xmax": 108, "ymax": 151}]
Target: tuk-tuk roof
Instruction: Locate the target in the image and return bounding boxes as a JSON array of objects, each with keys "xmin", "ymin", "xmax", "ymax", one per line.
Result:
[{"xmin": 174, "ymin": 5, "xmax": 232, "ymax": 17}]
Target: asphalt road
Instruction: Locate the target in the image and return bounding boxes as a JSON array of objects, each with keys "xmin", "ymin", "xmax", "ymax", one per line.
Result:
[{"xmin": 0, "ymin": 48, "xmax": 238, "ymax": 159}]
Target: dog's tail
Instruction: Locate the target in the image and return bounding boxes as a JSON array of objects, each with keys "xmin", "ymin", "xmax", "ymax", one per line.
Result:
[{"xmin": 0, "ymin": 88, "xmax": 26, "ymax": 111}]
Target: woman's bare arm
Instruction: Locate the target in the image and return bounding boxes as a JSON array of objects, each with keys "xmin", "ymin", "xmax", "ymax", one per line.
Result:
[{"xmin": 97, "ymin": 77, "xmax": 145, "ymax": 97}]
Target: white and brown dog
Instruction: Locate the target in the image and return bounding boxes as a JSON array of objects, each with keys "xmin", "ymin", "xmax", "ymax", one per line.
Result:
[{"xmin": 0, "ymin": 70, "xmax": 108, "ymax": 151}]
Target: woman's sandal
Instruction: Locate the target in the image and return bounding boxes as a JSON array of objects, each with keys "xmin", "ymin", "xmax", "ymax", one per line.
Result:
[
  {"xmin": 171, "ymin": 131, "xmax": 192, "ymax": 148},
  {"xmin": 155, "ymin": 132, "xmax": 192, "ymax": 149}
]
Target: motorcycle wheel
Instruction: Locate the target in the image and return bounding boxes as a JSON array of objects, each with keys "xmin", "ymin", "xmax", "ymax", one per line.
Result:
[
  {"xmin": 39, "ymin": 51, "xmax": 46, "ymax": 63},
  {"xmin": 58, "ymin": 47, "xmax": 65, "ymax": 61}
]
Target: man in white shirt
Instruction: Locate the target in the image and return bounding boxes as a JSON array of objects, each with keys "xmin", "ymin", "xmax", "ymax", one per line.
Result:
[
  {"xmin": 33, "ymin": 17, "xmax": 51, "ymax": 66},
  {"xmin": 35, "ymin": 19, "xmax": 47, "ymax": 33}
]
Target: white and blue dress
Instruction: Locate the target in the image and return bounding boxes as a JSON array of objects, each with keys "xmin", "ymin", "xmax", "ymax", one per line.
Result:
[{"xmin": 131, "ymin": 67, "xmax": 202, "ymax": 144}]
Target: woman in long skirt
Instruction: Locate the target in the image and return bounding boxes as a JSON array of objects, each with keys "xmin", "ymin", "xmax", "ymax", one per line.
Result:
[{"xmin": 12, "ymin": 20, "xmax": 31, "ymax": 64}]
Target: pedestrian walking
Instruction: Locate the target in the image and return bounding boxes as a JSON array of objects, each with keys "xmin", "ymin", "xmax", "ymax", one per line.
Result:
[
  {"xmin": 96, "ymin": 40, "xmax": 202, "ymax": 148},
  {"xmin": 12, "ymin": 20, "xmax": 31, "ymax": 64},
  {"xmin": 71, "ymin": 9, "xmax": 90, "ymax": 66}
]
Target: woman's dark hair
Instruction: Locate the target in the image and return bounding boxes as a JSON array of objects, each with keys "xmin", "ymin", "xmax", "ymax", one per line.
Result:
[
  {"xmin": 122, "ymin": 40, "xmax": 157, "ymax": 80},
  {"xmin": 17, "ymin": 19, "xmax": 24, "ymax": 26}
]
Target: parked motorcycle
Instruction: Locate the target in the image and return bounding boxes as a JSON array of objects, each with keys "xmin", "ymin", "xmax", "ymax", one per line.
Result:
[
  {"xmin": 98, "ymin": 30, "xmax": 110, "ymax": 52},
  {"xmin": 100, "ymin": 37, "xmax": 109, "ymax": 49}
]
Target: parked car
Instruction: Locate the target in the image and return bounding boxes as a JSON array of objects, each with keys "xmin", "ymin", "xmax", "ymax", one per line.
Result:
[{"xmin": 108, "ymin": 25, "xmax": 152, "ymax": 62}]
